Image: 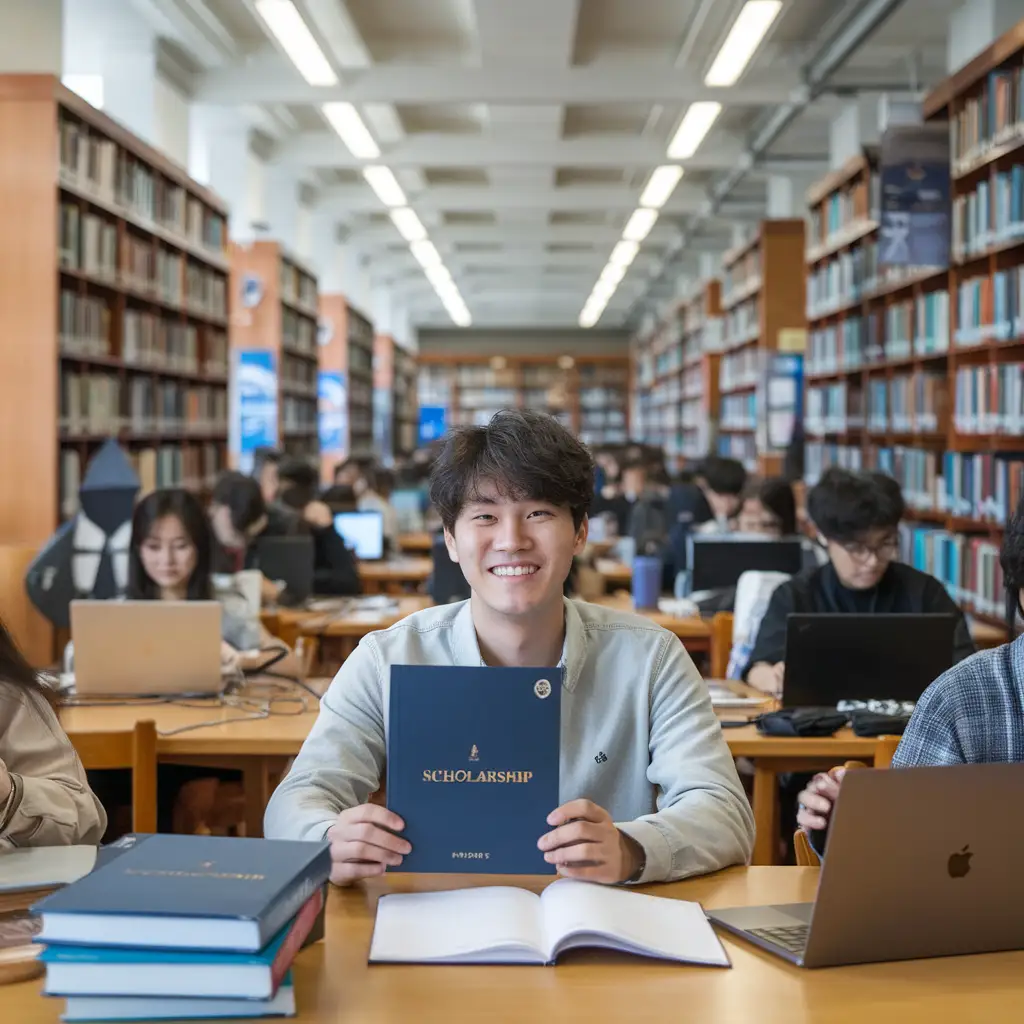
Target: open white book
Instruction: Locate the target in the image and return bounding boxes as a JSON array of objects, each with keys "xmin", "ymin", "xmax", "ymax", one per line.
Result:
[{"xmin": 368, "ymin": 879, "xmax": 730, "ymax": 967}]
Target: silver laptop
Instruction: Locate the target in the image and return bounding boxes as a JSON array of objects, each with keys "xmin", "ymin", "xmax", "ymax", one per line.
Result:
[
  {"xmin": 71, "ymin": 600, "xmax": 224, "ymax": 698},
  {"xmin": 709, "ymin": 764, "xmax": 1024, "ymax": 968}
]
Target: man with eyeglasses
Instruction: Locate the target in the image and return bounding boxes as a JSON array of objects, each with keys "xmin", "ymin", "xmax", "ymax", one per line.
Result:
[{"xmin": 742, "ymin": 467, "xmax": 975, "ymax": 696}]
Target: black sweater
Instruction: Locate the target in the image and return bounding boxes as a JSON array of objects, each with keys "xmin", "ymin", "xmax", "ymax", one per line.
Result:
[{"xmin": 744, "ymin": 561, "xmax": 977, "ymax": 676}]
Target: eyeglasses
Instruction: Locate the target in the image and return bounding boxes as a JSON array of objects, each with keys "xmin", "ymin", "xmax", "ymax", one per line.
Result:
[
  {"xmin": 838, "ymin": 538, "xmax": 900, "ymax": 564},
  {"xmin": 738, "ymin": 515, "xmax": 781, "ymax": 533}
]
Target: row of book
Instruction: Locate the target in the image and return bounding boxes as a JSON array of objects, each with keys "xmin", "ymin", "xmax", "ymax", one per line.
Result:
[
  {"xmin": 724, "ymin": 298, "xmax": 759, "ymax": 348},
  {"xmin": 807, "ymin": 174, "xmax": 878, "ymax": 251},
  {"xmin": 866, "ymin": 373, "xmax": 946, "ymax": 434},
  {"xmin": 59, "ymin": 291, "xmax": 111, "ymax": 358},
  {"xmin": 59, "ymin": 207, "xmax": 118, "ymax": 279},
  {"xmin": 806, "ymin": 243, "xmax": 876, "ymax": 316},
  {"xmin": 279, "ymin": 261, "xmax": 318, "ymax": 312},
  {"xmin": 951, "ymin": 169, "xmax": 1024, "ymax": 259},
  {"xmin": 717, "ymin": 431, "xmax": 757, "ymax": 470},
  {"xmin": 59, "ymin": 114, "xmax": 227, "ymax": 257},
  {"xmin": 807, "ymin": 382, "xmax": 857, "ymax": 436},
  {"xmin": 283, "ymin": 396, "xmax": 317, "ymax": 435},
  {"xmin": 282, "ymin": 309, "xmax": 317, "ymax": 356},
  {"xmin": 955, "ymin": 267, "xmax": 1024, "ymax": 346},
  {"xmin": 720, "ymin": 393, "xmax": 757, "ymax": 430},
  {"xmin": 952, "ymin": 65, "xmax": 1024, "ymax": 169},
  {"xmin": 682, "ymin": 364, "xmax": 703, "ymax": 400},
  {"xmin": 654, "ymin": 344, "xmax": 684, "ymax": 378},
  {"xmin": 720, "ymin": 347, "xmax": 759, "ymax": 391},
  {"xmin": 721, "ymin": 248, "xmax": 760, "ymax": 305},
  {"xmin": 953, "ymin": 363, "xmax": 1024, "ymax": 435},
  {"xmin": 123, "ymin": 312, "xmax": 229, "ymax": 376},
  {"xmin": 282, "ymin": 357, "xmax": 318, "ymax": 394}
]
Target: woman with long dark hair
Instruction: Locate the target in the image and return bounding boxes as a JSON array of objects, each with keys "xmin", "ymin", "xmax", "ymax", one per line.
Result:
[{"xmin": 0, "ymin": 620, "xmax": 106, "ymax": 847}]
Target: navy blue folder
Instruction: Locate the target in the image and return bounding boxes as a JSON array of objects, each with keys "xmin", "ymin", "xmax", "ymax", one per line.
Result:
[{"xmin": 387, "ymin": 665, "xmax": 562, "ymax": 874}]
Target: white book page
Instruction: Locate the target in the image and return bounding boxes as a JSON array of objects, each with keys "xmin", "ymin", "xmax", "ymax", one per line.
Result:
[
  {"xmin": 540, "ymin": 879, "xmax": 729, "ymax": 966},
  {"xmin": 369, "ymin": 887, "xmax": 546, "ymax": 963}
]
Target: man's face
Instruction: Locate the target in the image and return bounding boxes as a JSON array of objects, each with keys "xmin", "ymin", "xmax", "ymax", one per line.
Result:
[
  {"xmin": 444, "ymin": 481, "xmax": 587, "ymax": 621},
  {"xmin": 826, "ymin": 527, "xmax": 900, "ymax": 590},
  {"xmin": 621, "ymin": 467, "xmax": 646, "ymax": 501},
  {"xmin": 259, "ymin": 462, "xmax": 279, "ymax": 504},
  {"xmin": 707, "ymin": 489, "xmax": 741, "ymax": 520}
]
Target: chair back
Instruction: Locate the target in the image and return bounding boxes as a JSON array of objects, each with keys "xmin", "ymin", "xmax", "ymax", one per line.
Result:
[
  {"xmin": 710, "ymin": 612, "xmax": 734, "ymax": 679},
  {"xmin": 71, "ymin": 721, "xmax": 158, "ymax": 833}
]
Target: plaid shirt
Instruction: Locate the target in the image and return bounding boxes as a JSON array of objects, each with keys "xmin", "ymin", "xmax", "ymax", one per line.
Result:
[{"xmin": 891, "ymin": 633, "xmax": 1024, "ymax": 768}]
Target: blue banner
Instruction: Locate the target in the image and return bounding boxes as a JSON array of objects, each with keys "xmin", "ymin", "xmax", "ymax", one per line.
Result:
[
  {"xmin": 318, "ymin": 371, "xmax": 347, "ymax": 454},
  {"xmin": 418, "ymin": 405, "xmax": 447, "ymax": 444},
  {"xmin": 233, "ymin": 350, "xmax": 277, "ymax": 474},
  {"xmin": 879, "ymin": 123, "xmax": 951, "ymax": 268}
]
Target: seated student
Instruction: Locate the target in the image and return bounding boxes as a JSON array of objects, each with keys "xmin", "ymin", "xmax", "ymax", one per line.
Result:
[
  {"xmin": 252, "ymin": 447, "xmax": 283, "ymax": 506},
  {"xmin": 797, "ymin": 497, "xmax": 1024, "ymax": 847},
  {"xmin": 735, "ymin": 478, "xmax": 797, "ymax": 537},
  {"xmin": 277, "ymin": 459, "xmax": 361, "ymax": 597},
  {"xmin": 264, "ymin": 409, "xmax": 754, "ymax": 884},
  {"xmin": 333, "ymin": 456, "xmax": 374, "ymax": 489},
  {"xmin": 691, "ymin": 456, "xmax": 749, "ymax": 535},
  {"xmin": 354, "ymin": 466, "xmax": 398, "ymax": 550},
  {"xmin": 744, "ymin": 468, "xmax": 976, "ymax": 696},
  {"xmin": 0, "ymin": 619, "xmax": 106, "ymax": 848}
]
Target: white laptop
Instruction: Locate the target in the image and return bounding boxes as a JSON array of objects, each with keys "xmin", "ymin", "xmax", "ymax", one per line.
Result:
[{"xmin": 70, "ymin": 600, "xmax": 224, "ymax": 698}]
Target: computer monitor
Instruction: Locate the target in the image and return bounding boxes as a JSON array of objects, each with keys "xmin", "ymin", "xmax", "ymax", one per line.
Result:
[
  {"xmin": 334, "ymin": 510, "xmax": 385, "ymax": 561},
  {"xmin": 256, "ymin": 535, "xmax": 315, "ymax": 605},
  {"xmin": 688, "ymin": 536, "xmax": 804, "ymax": 592},
  {"xmin": 782, "ymin": 612, "xmax": 958, "ymax": 707},
  {"xmin": 390, "ymin": 488, "xmax": 425, "ymax": 533}
]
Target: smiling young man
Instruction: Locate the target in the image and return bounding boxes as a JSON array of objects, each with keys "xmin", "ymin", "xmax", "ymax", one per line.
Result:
[
  {"xmin": 743, "ymin": 467, "xmax": 975, "ymax": 695},
  {"xmin": 264, "ymin": 409, "xmax": 754, "ymax": 885}
]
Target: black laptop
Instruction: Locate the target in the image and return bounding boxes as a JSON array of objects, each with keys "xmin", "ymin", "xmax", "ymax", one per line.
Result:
[
  {"xmin": 256, "ymin": 535, "xmax": 315, "ymax": 605},
  {"xmin": 782, "ymin": 612, "xmax": 958, "ymax": 707},
  {"xmin": 688, "ymin": 536, "xmax": 805, "ymax": 592}
]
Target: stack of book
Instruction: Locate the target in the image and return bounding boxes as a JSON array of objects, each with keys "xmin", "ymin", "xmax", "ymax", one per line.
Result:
[{"xmin": 32, "ymin": 834, "xmax": 331, "ymax": 1022}]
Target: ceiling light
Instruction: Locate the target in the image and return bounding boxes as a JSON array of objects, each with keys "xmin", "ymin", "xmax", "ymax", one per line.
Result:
[
  {"xmin": 623, "ymin": 207, "xmax": 658, "ymax": 243},
  {"xmin": 425, "ymin": 263, "xmax": 453, "ymax": 290},
  {"xmin": 640, "ymin": 165, "xmax": 684, "ymax": 209},
  {"xmin": 363, "ymin": 166, "xmax": 406, "ymax": 208},
  {"xmin": 390, "ymin": 207, "xmax": 427, "ymax": 242},
  {"xmin": 579, "ymin": 301, "xmax": 604, "ymax": 329},
  {"xmin": 322, "ymin": 102, "xmax": 380, "ymax": 159},
  {"xmin": 447, "ymin": 304, "xmax": 472, "ymax": 327},
  {"xmin": 705, "ymin": 1, "xmax": 783, "ymax": 87},
  {"xmin": 609, "ymin": 240, "xmax": 639, "ymax": 268},
  {"xmin": 410, "ymin": 240, "xmax": 442, "ymax": 268},
  {"xmin": 255, "ymin": 0, "xmax": 337, "ymax": 86},
  {"xmin": 600, "ymin": 262, "xmax": 627, "ymax": 287},
  {"xmin": 667, "ymin": 101, "xmax": 722, "ymax": 159}
]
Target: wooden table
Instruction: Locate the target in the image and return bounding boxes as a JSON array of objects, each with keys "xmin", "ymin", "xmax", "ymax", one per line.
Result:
[
  {"xmin": 358, "ymin": 558, "xmax": 432, "ymax": 595},
  {"xmin": 11, "ymin": 867, "xmax": 1024, "ymax": 1023},
  {"xmin": 593, "ymin": 594, "xmax": 711, "ymax": 655},
  {"xmin": 595, "ymin": 557, "xmax": 632, "ymax": 588},
  {"xmin": 397, "ymin": 531, "xmax": 434, "ymax": 554}
]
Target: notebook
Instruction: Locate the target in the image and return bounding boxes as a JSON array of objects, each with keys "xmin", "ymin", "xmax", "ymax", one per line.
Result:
[{"xmin": 369, "ymin": 879, "xmax": 730, "ymax": 967}]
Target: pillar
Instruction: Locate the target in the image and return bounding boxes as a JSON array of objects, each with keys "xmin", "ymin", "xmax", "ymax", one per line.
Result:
[
  {"xmin": 829, "ymin": 100, "xmax": 879, "ymax": 170},
  {"xmin": 766, "ymin": 177, "xmax": 796, "ymax": 219},
  {"xmin": 311, "ymin": 215, "xmax": 345, "ymax": 294},
  {"xmin": 189, "ymin": 106, "xmax": 257, "ymax": 241},
  {"xmin": 948, "ymin": 0, "xmax": 1021, "ymax": 71},
  {"xmin": 0, "ymin": 0, "xmax": 62, "ymax": 73},
  {"xmin": 699, "ymin": 253, "xmax": 717, "ymax": 281},
  {"xmin": 263, "ymin": 165, "xmax": 301, "ymax": 253}
]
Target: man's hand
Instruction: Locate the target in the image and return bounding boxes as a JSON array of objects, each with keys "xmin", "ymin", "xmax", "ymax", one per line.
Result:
[
  {"xmin": 260, "ymin": 575, "xmax": 284, "ymax": 605},
  {"xmin": 537, "ymin": 799, "xmax": 641, "ymax": 884},
  {"xmin": 796, "ymin": 767, "xmax": 847, "ymax": 832},
  {"xmin": 326, "ymin": 805, "xmax": 410, "ymax": 885},
  {"xmin": 747, "ymin": 661, "xmax": 785, "ymax": 697},
  {"xmin": 0, "ymin": 758, "xmax": 11, "ymax": 805}
]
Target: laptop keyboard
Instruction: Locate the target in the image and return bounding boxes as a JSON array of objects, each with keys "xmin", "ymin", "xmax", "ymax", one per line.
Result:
[{"xmin": 748, "ymin": 924, "xmax": 809, "ymax": 954}]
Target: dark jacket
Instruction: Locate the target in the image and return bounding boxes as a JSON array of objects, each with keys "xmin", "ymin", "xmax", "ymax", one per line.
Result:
[
  {"xmin": 744, "ymin": 560, "xmax": 976, "ymax": 676},
  {"xmin": 310, "ymin": 525, "xmax": 362, "ymax": 596}
]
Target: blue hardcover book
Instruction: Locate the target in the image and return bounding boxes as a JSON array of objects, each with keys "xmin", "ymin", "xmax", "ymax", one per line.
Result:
[
  {"xmin": 387, "ymin": 664, "xmax": 561, "ymax": 874},
  {"xmin": 32, "ymin": 835, "xmax": 330, "ymax": 953}
]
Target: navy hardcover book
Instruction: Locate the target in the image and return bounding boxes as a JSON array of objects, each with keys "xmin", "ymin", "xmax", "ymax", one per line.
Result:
[
  {"xmin": 32, "ymin": 835, "xmax": 331, "ymax": 952},
  {"xmin": 387, "ymin": 665, "xmax": 561, "ymax": 874}
]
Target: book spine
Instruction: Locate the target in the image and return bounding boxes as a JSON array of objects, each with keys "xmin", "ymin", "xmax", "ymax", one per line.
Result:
[
  {"xmin": 268, "ymin": 887, "xmax": 324, "ymax": 994},
  {"xmin": 257, "ymin": 848, "xmax": 331, "ymax": 948}
]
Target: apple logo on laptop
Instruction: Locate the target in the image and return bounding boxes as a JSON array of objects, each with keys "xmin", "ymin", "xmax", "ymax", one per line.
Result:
[{"xmin": 947, "ymin": 845, "xmax": 973, "ymax": 879}]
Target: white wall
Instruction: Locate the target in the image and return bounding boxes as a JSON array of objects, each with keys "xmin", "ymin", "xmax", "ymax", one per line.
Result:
[
  {"xmin": 247, "ymin": 152, "xmax": 266, "ymax": 226},
  {"xmin": 154, "ymin": 76, "xmax": 189, "ymax": 168}
]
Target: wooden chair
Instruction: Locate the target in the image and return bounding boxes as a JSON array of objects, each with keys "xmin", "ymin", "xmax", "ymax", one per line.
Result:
[
  {"xmin": 793, "ymin": 735, "xmax": 903, "ymax": 867},
  {"xmin": 71, "ymin": 721, "xmax": 158, "ymax": 834},
  {"xmin": 709, "ymin": 612, "xmax": 734, "ymax": 679}
]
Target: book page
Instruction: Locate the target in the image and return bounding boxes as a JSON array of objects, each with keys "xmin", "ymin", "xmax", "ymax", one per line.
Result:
[
  {"xmin": 369, "ymin": 887, "xmax": 546, "ymax": 963},
  {"xmin": 540, "ymin": 879, "xmax": 729, "ymax": 966}
]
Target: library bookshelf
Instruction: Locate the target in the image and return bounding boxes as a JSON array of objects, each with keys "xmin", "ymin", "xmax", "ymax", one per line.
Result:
[
  {"xmin": 417, "ymin": 354, "xmax": 630, "ymax": 444},
  {"xmin": 804, "ymin": 15, "xmax": 1024, "ymax": 628},
  {"xmin": 632, "ymin": 281, "xmax": 724, "ymax": 469},
  {"xmin": 317, "ymin": 295, "xmax": 374, "ymax": 480},
  {"xmin": 228, "ymin": 241, "xmax": 319, "ymax": 465},
  {"xmin": 373, "ymin": 334, "xmax": 419, "ymax": 461},
  {"xmin": 719, "ymin": 219, "xmax": 807, "ymax": 475},
  {"xmin": 0, "ymin": 74, "xmax": 229, "ymax": 549}
]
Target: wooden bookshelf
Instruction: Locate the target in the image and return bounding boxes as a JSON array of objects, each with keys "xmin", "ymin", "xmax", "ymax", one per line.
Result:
[
  {"xmin": 373, "ymin": 334, "xmax": 419, "ymax": 462},
  {"xmin": 804, "ymin": 15, "xmax": 1024, "ymax": 627},
  {"xmin": 632, "ymin": 281, "xmax": 724, "ymax": 469},
  {"xmin": 0, "ymin": 74, "xmax": 229, "ymax": 549},
  {"xmin": 228, "ymin": 241, "xmax": 319, "ymax": 465},
  {"xmin": 417, "ymin": 354, "xmax": 629, "ymax": 442},
  {"xmin": 718, "ymin": 219, "xmax": 807, "ymax": 474}
]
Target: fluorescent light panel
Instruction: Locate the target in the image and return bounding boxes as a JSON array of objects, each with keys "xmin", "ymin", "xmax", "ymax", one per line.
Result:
[
  {"xmin": 640, "ymin": 165, "xmax": 684, "ymax": 209},
  {"xmin": 599, "ymin": 263, "xmax": 626, "ymax": 287},
  {"xmin": 667, "ymin": 101, "xmax": 722, "ymax": 159},
  {"xmin": 322, "ymin": 102, "xmax": 380, "ymax": 159},
  {"xmin": 609, "ymin": 240, "xmax": 639, "ymax": 268},
  {"xmin": 362, "ymin": 166, "xmax": 406, "ymax": 208},
  {"xmin": 705, "ymin": 1, "xmax": 783, "ymax": 87},
  {"xmin": 623, "ymin": 207, "xmax": 658, "ymax": 243},
  {"xmin": 410, "ymin": 239, "xmax": 442, "ymax": 268},
  {"xmin": 390, "ymin": 207, "xmax": 427, "ymax": 242},
  {"xmin": 255, "ymin": 0, "xmax": 337, "ymax": 86}
]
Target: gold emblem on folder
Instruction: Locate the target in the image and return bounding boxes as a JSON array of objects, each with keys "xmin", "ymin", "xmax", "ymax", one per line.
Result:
[{"xmin": 469, "ymin": 744, "xmax": 480, "ymax": 761}]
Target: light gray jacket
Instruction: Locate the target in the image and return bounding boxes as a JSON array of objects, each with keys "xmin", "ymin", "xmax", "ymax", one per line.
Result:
[{"xmin": 264, "ymin": 598, "xmax": 754, "ymax": 883}]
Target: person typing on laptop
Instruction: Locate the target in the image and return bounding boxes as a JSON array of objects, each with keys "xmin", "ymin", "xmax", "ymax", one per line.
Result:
[
  {"xmin": 743, "ymin": 468, "xmax": 975, "ymax": 696},
  {"xmin": 265, "ymin": 410, "xmax": 754, "ymax": 885},
  {"xmin": 797, "ymin": 496, "xmax": 1024, "ymax": 849}
]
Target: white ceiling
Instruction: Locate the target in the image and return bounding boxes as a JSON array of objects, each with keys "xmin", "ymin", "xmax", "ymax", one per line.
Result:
[{"xmin": 143, "ymin": 0, "xmax": 960, "ymax": 330}]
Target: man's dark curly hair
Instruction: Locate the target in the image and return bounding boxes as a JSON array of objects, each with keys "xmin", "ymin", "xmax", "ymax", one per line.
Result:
[
  {"xmin": 807, "ymin": 467, "xmax": 905, "ymax": 542},
  {"xmin": 429, "ymin": 409, "xmax": 595, "ymax": 532},
  {"xmin": 1000, "ymin": 497, "xmax": 1024, "ymax": 594}
]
